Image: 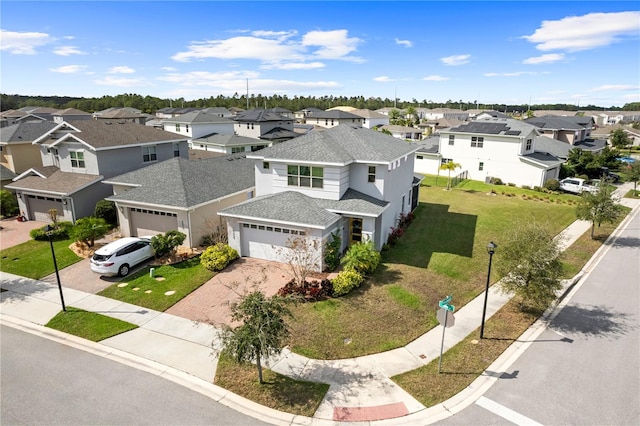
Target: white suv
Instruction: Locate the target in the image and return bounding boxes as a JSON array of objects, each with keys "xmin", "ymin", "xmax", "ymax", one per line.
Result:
[{"xmin": 90, "ymin": 237, "xmax": 154, "ymax": 277}]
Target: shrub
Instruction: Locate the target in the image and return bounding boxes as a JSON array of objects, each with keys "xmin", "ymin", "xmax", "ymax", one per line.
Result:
[
  {"xmin": 340, "ymin": 240, "xmax": 381, "ymax": 275},
  {"xmin": 544, "ymin": 178, "xmax": 560, "ymax": 191},
  {"xmin": 151, "ymin": 230, "xmax": 186, "ymax": 256},
  {"xmin": 30, "ymin": 222, "xmax": 73, "ymax": 241},
  {"xmin": 323, "ymin": 231, "xmax": 342, "ymax": 272},
  {"xmin": 0, "ymin": 190, "xmax": 19, "ymax": 217},
  {"xmin": 70, "ymin": 217, "xmax": 109, "ymax": 247},
  {"xmin": 277, "ymin": 279, "xmax": 333, "ymax": 301},
  {"xmin": 521, "ymin": 185, "xmax": 531, "ymax": 190},
  {"xmin": 489, "ymin": 177, "xmax": 503, "ymax": 185},
  {"xmin": 507, "ymin": 183, "xmax": 516, "ymax": 187},
  {"xmin": 332, "ymin": 270, "xmax": 364, "ymax": 297},
  {"xmin": 533, "ymin": 186, "xmax": 542, "ymax": 192},
  {"xmin": 94, "ymin": 200, "xmax": 118, "ymax": 227},
  {"xmin": 200, "ymin": 243, "xmax": 239, "ymax": 271},
  {"xmin": 387, "ymin": 226, "xmax": 404, "ymax": 246}
]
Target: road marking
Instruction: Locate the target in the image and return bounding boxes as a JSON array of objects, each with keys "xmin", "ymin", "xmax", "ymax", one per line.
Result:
[{"xmin": 476, "ymin": 396, "xmax": 543, "ymax": 426}]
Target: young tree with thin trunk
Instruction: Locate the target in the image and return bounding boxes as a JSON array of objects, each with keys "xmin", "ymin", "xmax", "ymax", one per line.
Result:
[
  {"xmin": 625, "ymin": 161, "xmax": 640, "ymax": 195},
  {"xmin": 575, "ymin": 178, "xmax": 625, "ymax": 239},
  {"xmin": 274, "ymin": 234, "xmax": 321, "ymax": 287},
  {"xmin": 439, "ymin": 161, "xmax": 461, "ymax": 190}
]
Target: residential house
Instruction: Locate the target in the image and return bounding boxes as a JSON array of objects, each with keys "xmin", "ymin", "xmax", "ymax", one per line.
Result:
[
  {"xmin": 305, "ymin": 110, "xmax": 363, "ymax": 129},
  {"xmin": 17, "ymin": 107, "xmax": 59, "ymax": 121},
  {"xmin": 1, "ymin": 164, "xmax": 17, "ymax": 190},
  {"xmin": 524, "ymin": 115, "xmax": 594, "ymax": 144},
  {"xmin": 1, "ymin": 110, "xmax": 49, "ymax": 127},
  {"xmin": 438, "ymin": 118, "xmax": 562, "ymax": 187},
  {"xmin": 202, "ymin": 107, "xmax": 233, "ymax": 118},
  {"xmin": 219, "ymin": 124, "xmax": 422, "ymax": 270},
  {"xmin": 162, "ymin": 111, "xmax": 235, "ymax": 147},
  {"xmin": 421, "ymin": 108, "xmax": 470, "ymax": 121},
  {"xmin": 380, "ymin": 124, "xmax": 422, "ymax": 140},
  {"xmin": 93, "ymin": 108, "xmax": 149, "ymax": 124},
  {"xmin": 155, "ymin": 107, "xmax": 203, "ymax": 119},
  {"xmin": 1, "ymin": 121, "xmax": 58, "ymax": 173},
  {"xmin": 191, "ymin": 134, "xmax": 271, "ymax": 154},
  {"xmin": 418, "ymin": 117, "xmax": 464, "ymax": 136},
  {"xmin": 104, "ymin": 155, "xmax": 255, "ymax": 247},
  {"xmin": 52, "ymin": 108, "xmax": 92, "ymax": 123},
  {"xmin": 592, "ymin": 124, "xmax": 640, "ymax": 147},
  {"xmin": 350, "ymin": 109, "xmax": 389, "ymax": 129},
  {"xmin": 233, "ymin": 109, "xmax": 297, "ymax": 142},
  {"xmin": 6, "ymin": 120, "xmax": 188, "ymax": 223},
  {"xmin": 294, "ymin": 107, "xmax": 325, "ymax": 122},
  {"xmin": 412, "ymin": 135, "xmax": 441, "ymax": 176}
]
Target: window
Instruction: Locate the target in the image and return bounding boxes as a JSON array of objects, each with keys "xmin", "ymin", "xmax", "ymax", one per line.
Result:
[
  {"xmin": 287, "ymin": 165, "xmax": 323, "ymax": 188},
  {"xmin": 479, "ymin": 162, "xmax": 484, "ymax": 171},
  {"xmin": 263, "ymin": 161, "xmax": 270, "ymax": 169},
  {"xmin": 441, "ymin": 158, "xmax": 452, "ymax": 165},
  {"xmin": 525, "ymin": 139, "xmax": 532, "ymax": 150},
  {"xmin": 251, "ymin": 145, "xmax": 263, "ymax": 152},
  {"xmin": 368, "ymin": 166, "xmax": 376, "ymax": 183},
  {"xmin": 142, "ymin": 146, "xmax": 157, "ymax": 162},
  {"xmin": 471, "ymin": 136, "xmax": 484, "ymax": 148},
  {"xmin": 70, "ymin": 150, "xmax": 85, "ymax": 168},
  {"xmin": 448, "ymin": 135, "xmax": 455, "ymax": 145},
  {"xmin": 325, "ymin": 119, "xmax": 328, "ymax": 126},
  {"xmin": 247, "ymin": 123, "xmax": 250, "ymax": 129},
  {"xmin": 173, "ymin": 143, "xmax": 180, "ymax": 157},
  {"xmin": 175, "ymin": 124, "xmax": 181, "ymax": 132},
  {"xmin": 417, "ymin": 155, "xmax": 424, "ymax": 160},
  {"xmin": 231, "ymin": 147, "xmax": 244, "ymax": 154},
  {"xmin": 185, "ymin": 124, "xmax": 189, "ymax": 132}
]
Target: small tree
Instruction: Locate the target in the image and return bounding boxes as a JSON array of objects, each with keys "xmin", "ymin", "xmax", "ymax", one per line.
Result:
[
  {"xmin": 48, "ymin": 208, "xmax": 59, "ymax": 227},
  {"xmin": 575, "ymin": 179, "xmax": 625, "ymax": 239},
  {"xmin": 0, "ymin": 190, "xmax": 18, "ymax": 218},
  {"xmin": 274, "ymin": 234, "xmax": 321, "ymax": 287},
  {"xmin": 151, "ymin": 230, "xmax": 186, "ymax": 257},
  {"xmin": 609, "ymin": 129, "xmax": 630, "ymax": 151},
  {"xmin": 439, "ymin": 161, "xmax": 462, "ymax": 190},
  {"xmin": 340, "ymin": 240, "xmax": 381, "ymax": 275},
  {"xmin": 70, "ymin": 217, "xmax": 109, "ymax": 247},
  {"xmin": 624, "ymin": 161, "xmax": 640, "ymax": 195},
  {"xmin": 94, "ymin": 200, "xmax": 118, "ymax": 227},
  {"xmin": 496, "ymin": 222, "xmax": 563, "ymax": 311},
  {"xmin": 323, "ymin": 231, "xmax": 342, "ymax": 271},
  {"xmin": 220, "ymin": 291, "xmax": 293, "ymax": 384}
]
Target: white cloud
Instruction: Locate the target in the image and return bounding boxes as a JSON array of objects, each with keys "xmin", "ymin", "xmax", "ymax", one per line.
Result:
[
  {"xmin": 251, "ymin": 30, "xmax": 297, "ymax": 40},
  {"xmin": 423, "ymin": 75, "xmax": 449, "ymax": 81},
  {"xmin": 108, "ymin": 66, "xmax": 136, "ymax": 74},
  {"xmin": 302, "ymin": 30, "xmax": 362, "ymax": 61},
  {"xmin": 94, "ymin": 76, "xmax": 150, "ymax": 87},
  {"xmin": 589, "ymin": 84, "xmax": 638, "ymax": 92},
  {"xmin": 262, "ymin": 62, "xmax": 326, "ymax": 70},
  {"xmin": 0, "ymin": 29, "xmax": 51, "ymax": 54},
  {"xmin": 395, "ymin": 38, "xmax": 413, "ymax": 48},
  {"xmin": 373, "ymin": 76, "xmax": 395, "ymax": 82},
  {"xmin": 484, "ymin": 71, "xmax": 544, "ymax": 77},
  {"xmin": 53, "ymin": 45, "xmax": 85, "ymax": 56},
  {"xmin": 523, "ymin": 11, "xmax": 640, "ymax": 52},
  {"xmin": 523, "ymin": 53, "xmax": 565, "ymax": 64},
  {"xmin": 161, "ymin": 66, "xmax": 177, "ymax": 71},
  {"xmin": 158, "ymin": 70, "xmax": 261, "ymax": 85},
  {"xmin": 440, "ymin": 54, "xmax": 471, "ymax": 66},
  {"xmin": 49, "ymin": 65, "xmax": 88, "ymax": 74}
]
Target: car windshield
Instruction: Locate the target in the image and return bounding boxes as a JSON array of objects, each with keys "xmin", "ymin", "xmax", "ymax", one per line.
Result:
[{"xmin": 92, "ymin": 253, "xmax": 112, "ymax": 262}]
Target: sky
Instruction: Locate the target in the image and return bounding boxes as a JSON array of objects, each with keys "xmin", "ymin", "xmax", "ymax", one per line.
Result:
[{"xmin": 1, "ymin": 1, "xmax": 639, "ymax": 107}]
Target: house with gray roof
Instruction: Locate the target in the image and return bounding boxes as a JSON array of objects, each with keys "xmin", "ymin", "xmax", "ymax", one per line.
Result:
[
  {"xmin": 219, "ymin": 124, "xmax": 422, "ymax": 270},
  {"xmin": 524, "ymin": 115, "xmax": 594, "ymax": 144},
  {"xmin": 6, "ymin": 120, "xmax": 188, "ymax": 223},
  {"xmin": 52, "ymin": 108, "xmax": 92, "ymax": 123},
  {"xmin": 104, "ymin": 155, "xmax": 255, "ymax": 247},
  {"xmin": 191, "ymin": 134, "xmax": 272, "ymax": 155},
  {"xmin": 233, "ymin": 109, "xmax": 296, "ymax": 142},
  {"xmin": 350, "ymin": 109, "xmax": 389, "ymax": 129},
  {"xmin": 304, "ymin": 109, "xmax": 363, "ymax": 129},
  {"xmin": 1, "ymin": 121, "xmax": 57, "ymax": 174},
  {"xmin": 162, "ymin": 110, "xmax": 235, "ymax": 146}
]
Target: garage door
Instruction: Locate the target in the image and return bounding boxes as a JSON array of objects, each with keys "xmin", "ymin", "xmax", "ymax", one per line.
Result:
[
  {"xmin": 27, "ymin": 195, "xmax": 64, "ymax": 222},
  {"xmin": 129, "ymin": 208, "xmax": 178, "ymax": 237},
  {"xmin": 240, "ymin": 223, "xmax": 311, "ymax": 262}
]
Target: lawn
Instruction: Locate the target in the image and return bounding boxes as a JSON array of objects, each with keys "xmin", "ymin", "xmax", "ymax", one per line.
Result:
[
  {"xmin": 286, "ymin": 181, "xmax": 578, "ymax": 359},
  {"xmin": 0, "ymin": 239, "xmax": 82, "ymax": 279},
  {"xmin": 214, "ymin": 352, "xmax": 329, "ymax": 417},
  {"xmin": 46, "ymin": 307, "xmax": 137, "ymax": 341},
  {"xmin": 98, "ymin": 256, "xmax": 214, "ymax": 311}
]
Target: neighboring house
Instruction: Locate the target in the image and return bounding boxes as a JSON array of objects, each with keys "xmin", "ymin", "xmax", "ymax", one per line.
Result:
[
  {"xmin": 191, "ymin": 134, "xmax": 272, "ymax": 154},
  {"xmin": 219, "ymin": 124, "xmax": 422, "ymax": 270},
  {"xmin": 155, "ymin": 107, "xmax": 202, "ymax": 119},
  {"xmin": 305, "ymin": 110, "xmax": 363, "ymax": 129},
  {"xmin": 439, "ymin": 118, "xmax": 562, "ymax": 187},
  {"xmin": 1, "ymin": 164, "xmax": 18, "ymax": 190},
  {"xmin": 412, "ymin": 135, "xmax": 441, "ymax": 176},
  {"xmin": 421, "ymin": 108, "xmax": 470, "ymax": 121},
  {"xmin": 583, "ymin": 110, "xmax": 640, "ymax": 126},
  {"xmin": 592, "ymin": 124, "xmax": 640, "ymax": 147},
  {"xmin": 93, "ymin": 108, "xmax": 148, "ymax": 124},
  {"xmin": 533, "ymin": 135, "xmax": 606, "ymax": 160},
  {"xmin": 6, "ymin": 120, "xmax": 188, "ymax": 223},
  {"xmin": 104, "ymin": 155, "xmax": 255, "ymax": 247},
  {"xmin": 380, "ymin": 124, "xmax": 422, "ymax": 140},
  {"xmin": 418, "ymin": 117, "xmax": 464, "ymax": 136},
  {"xmin": 52, "ymin": 108, "xmax": 92, "ymax": 123},
  {"xmin": 233, "ymin": 109, "xmax": 297, "ymax": 142},
  {"xmin": 350, "ymin": 109, "xmax": 389, "ymax": 129},
  {"xmin": 294, "ymin": 107, "xmax": 325, "ymax": 122},
  {"xmin": 0, "ymin": 121, "xmax": 58, "ymax": 173},
  {"xmin": 525, "ymin": 115, "xmax": 594, "ymax": 144},
  {"xmin": 0, "ymin": 110, "xmax": 49, "ymax": 127},
  {"xmin": 265, "ymin": 107, "xmax": 294, "ymax": 119},
  {"xmin": 162, "ymin": 111, "xmax": 235, "ymax": 147},
  {"xmin": 17, "ymin": 107, "xmax": 59, "ymax": 121},
  {"xmin": 202, "ymin": 107, "xmax": 233, "ymax": 118},
  {"xmin": 475, "ymin": 110, "xmax": 509, "ymax": 120}
]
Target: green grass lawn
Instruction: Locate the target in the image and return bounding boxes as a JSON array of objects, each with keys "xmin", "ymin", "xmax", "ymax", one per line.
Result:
[
  {"xmin": 0, "ymin": 239, "xmax": 82, "ymax": 279},
  {"xmin": 46, "ymin": 307, "xmax": 137, "ymax": 341},
  {"xmin": 286, "ymin": 181, "xmax": 578, "ymax": 359},
  {"xmin": 98, "ymin": 256, "xmax": 215, "ymax": 311}
]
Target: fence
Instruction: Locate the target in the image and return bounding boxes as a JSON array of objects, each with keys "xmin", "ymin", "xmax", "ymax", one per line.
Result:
[{"xmin": 451, "ymin": 170, "xmax": 469, "ymax": 188}]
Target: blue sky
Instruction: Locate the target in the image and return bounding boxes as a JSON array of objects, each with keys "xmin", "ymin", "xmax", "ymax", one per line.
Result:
[{"xmin": 1, "ymin": 1, "xmax": 639, "ymax": 107}]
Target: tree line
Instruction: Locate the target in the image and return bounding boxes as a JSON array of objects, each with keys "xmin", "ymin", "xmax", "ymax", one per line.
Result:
[{"xmin": 2, "ymin": 92, "xmax": 637, "ymax": 115}]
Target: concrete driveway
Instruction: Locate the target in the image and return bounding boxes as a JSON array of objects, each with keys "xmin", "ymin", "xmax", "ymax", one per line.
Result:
[{"xmin": 0, "ymin": 219, "xmax": 47, "ymax": 250}]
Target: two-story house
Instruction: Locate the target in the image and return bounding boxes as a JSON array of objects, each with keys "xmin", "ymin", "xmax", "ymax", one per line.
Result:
[
  {"xmin": 524, "ymin": 116, "xmax": 594, "ymax": 144},
  {"xmin": 350, "ymin": 109, "xmax": 389, "ymax": 129},
  {"xmin": 305, "ymin": 110, "xmax": 363, "ymax": 129},
  {"xmin": 6, "ymin": 120, "xmax": 188, "ymax": 222},
  {"xmin": 233, "ymin": 109, "xmax": 297, "ymax": 142},
  {"xmin": 438, "ymin": 118, "xmax": 562, "ymax": 187},
  {"xmin": 162, "ymin": 110, "xmax": 235, "ymax": 148},
  {"xmin": 190, "ymin": 134, "xmax": 272, "ymax": 154},
  {"xmin": 1, "ymin": 121, "xmax": 57, "ymax": 174},
  {"xmin": 219, "ymin": 124, "xmax": 421, "ymax": 270}
]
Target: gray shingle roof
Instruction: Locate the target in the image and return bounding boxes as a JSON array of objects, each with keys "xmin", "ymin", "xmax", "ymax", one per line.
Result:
[
  {"xmin": 448, "ymin": 118, "xmax": 538, "ymax": 136},
  {"xmin": 194, "ymin": 134, "xmax": 267, "ymax": 147},
  {"xmin": 163, "ymin": 111, "xmax": 234, "ymax": 124},
  {"xmin": 411, "ymin": 135, "xmax": 440, "ymax": 154},
  {"xmin": 259, "ymin": 127, "xmax": 298, "ymax": 140},
  {"xmin": 524, "ymin": 116, "xmax": 591, "ymax": 130},
  {"xmin": 306, "ymin": 110, "xmax": 362, "ymax": 119},
  {"xmin": 250, "ymin": 124, "xmax": 419, "ymax": 165},
  {"xmin": 315, "ymin": 189, "xmax": 389, "ymax": 216},
  {"xmin": 0, "ymin": 121, "xmax": 57, "ymax": 143},
  {"xmin": 0, "ymin": 164, "xmax": 17, "ymax": 180},
  {"xmin": 105, "ymin": 155, "xmax": 255, "ymax": 209},
  {"xmin": 521, "ymin": 152, "xmax": 562, "ymax": 167},
  {"xmin": 234, "ymin": 109, "xmax": 291, "ymax": 123},
  {"xmin": 6, "ymin": 170, "xmax": 102, "ymax": 195}
]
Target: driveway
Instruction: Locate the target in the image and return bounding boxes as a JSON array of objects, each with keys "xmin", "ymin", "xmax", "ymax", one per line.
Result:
[
  {"xmin": 165, "ymin": 258, "xmax": 292, "ymax": 327},
  {"xmin": 0, "ymin": 219, "xmax": 47, "ymax": 250}
]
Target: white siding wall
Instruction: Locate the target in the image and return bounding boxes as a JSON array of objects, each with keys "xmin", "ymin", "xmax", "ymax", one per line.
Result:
[
  {"xmin": 267, "ymin": 162, "xmax": 343, "ymax": 200},
  {"xmin": 348, "ymin": 163, "xmax": 384, "ymax": 199},
  {"xmin": 255, "ymin": 160, "xmax": 274, "ymax": 196},
  {"xmin": 56, "ymin": 142, "xmax": 99, "ymax": 174},
  {"xmin": 414, "ymin": 153, "xmax": 441, "ymax": 175},
  {"xmin": 362, "ymin": 117, "xmax": 389, "ymax": 129},
  {"xmin": 165, "ymin": 122, "xmax": 234, "ymax": 139}
]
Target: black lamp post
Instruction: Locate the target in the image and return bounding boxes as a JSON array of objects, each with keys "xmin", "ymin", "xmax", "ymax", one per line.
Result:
[
  {"xmin": 480, "ymin": 241, "xmax": 497, "ymax": 339},
  {"xmin": 46, "ymin": 225, "xmax": 66, "ymax": 312}
]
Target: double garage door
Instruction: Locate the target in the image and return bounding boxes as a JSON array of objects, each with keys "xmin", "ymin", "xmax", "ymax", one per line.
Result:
[
  {"xmin": 129, "ymin": 208, "xmax": 178, "ymax": 238},
  {"xmin": 27, "ymin": 195, "xmax": 64, "ymax": 222}
]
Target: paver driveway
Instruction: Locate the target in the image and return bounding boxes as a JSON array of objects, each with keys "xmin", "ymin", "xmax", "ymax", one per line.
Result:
[
  {"xmin": 0, "ymin": 219, "xmax": 47, "ymax": 250},
  {"xmin": 166, "ymin": 257, "xmax": 292, "ymax": 327}
]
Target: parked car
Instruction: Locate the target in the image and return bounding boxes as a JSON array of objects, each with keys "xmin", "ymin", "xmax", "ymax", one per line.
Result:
[
  {"xmin": 599, "ymin": 167, "xmax": 620, "ymax": 183},
  {"xmin": 559, "ymin": 178, "xmax": 598, "ymax": 195},
  {"xmin": 90, "ymin": 237, "xmax": 154, "ymax": 277}
]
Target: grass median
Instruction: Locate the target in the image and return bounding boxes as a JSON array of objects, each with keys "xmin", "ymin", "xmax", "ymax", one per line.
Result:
[
  {"xmin": 46, "ymin": 307, "xmax": 137, "ymax": 341},
  {"xmin": 0, "ymin": 238, "xmax": 82, "ymax": 279}
]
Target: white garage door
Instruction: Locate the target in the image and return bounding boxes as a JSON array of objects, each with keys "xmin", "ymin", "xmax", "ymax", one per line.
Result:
[
  {"xmin": 27, "ymin": 195, "xmax": 64, "ymax": 222},
  {"xmin": 240, "ymin": 223, "xmax": 305, "ymax": 261},
  {"xmin": 129, "ymin": 208, "xmax": 178, "ymax": 237}
]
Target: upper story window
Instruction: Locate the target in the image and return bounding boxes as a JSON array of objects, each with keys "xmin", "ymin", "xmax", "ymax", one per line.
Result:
[
  {"xmin": 448, "ymin": 135, "xmax": 455, "ymax": 145},
  {"xmin": 525, "ymin": 139, "xmax": 532, "ymax": 150},
  {"xmin": 142, "ymin": 145, "xmax": 157, "ymax": 163},
  {"xmin": 287, "ymin": 165, "xmax": 323, "ymax": 189},
  {"xmin": 471, "ymin": 136, "xmax": 484, "ymax": 148},
  {"xmin": 70, "ymin": 150, "xmax": 85, "ymax": 168},
  {"xmin": 479, "ymin": 162, "xmax": 484, "ymax": 171},
  {"xmin": 175, "ymin": 124, "xmax": 181, "ymax": 132},
  {"xmin": 441, "ymin": 158, "xmax": 452, "ymax": 165},
  {"xmin": 185, "ymin": 124, "xmax": 189, "ymax": 132},
  {"xmin": 368, "ymin": 166, "xmax": 376, "ymax": 183},
  {"xmin": 231, "ymin": 146, "xmax": 244, "ymax": 154},
  {"xmin": 173, "ymin": 143, "xmax": 180, "ymax": 157},
  {"xmin": 263, "ymin": 161, "xmax": 270, "ymax": 169}
]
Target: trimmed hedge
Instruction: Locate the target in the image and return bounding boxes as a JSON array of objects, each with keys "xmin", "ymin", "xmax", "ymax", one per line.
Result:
[
  {"xmin": 200, "ymin": 243, "xmax": 239, "ymax": 271},
  {"xmin": 332, "ymin": 270, "xmax": 364, "ymax": 297},
  {"xmin": 30, "ymin": 222, "xmax": 73, "ymax": 241}
]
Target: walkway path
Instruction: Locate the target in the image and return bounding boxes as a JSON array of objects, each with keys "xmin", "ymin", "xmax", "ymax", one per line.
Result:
[{"xmin": 2, "ymin": 183, "xmax": 638, "ymax": 425}]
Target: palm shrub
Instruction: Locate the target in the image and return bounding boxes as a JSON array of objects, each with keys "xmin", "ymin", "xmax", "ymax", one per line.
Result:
[
  {"xmin": 340, "ymin": 240, "xmax": 381, "ymax": 275},
  {"xmin": 70, "ymin": 217, "xmax": 109, "ymax": 247},
  {"xmin": 151, "ymin": 230, "xmax": 186, "ymax": 256},
  {"xmin": 201, "ymin": 243, "xmax": 239, "ymax": 271},
  {"xmin": 0, "ymin": 190, "xmax": 18, "ymax": 217},
  {"xmin": 332, "ymin": 269, "xmax": 364, "ymax": 296}
]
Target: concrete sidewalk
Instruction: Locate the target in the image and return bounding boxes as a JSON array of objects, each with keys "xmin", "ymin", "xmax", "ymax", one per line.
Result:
[{"xmin": 1, "ymin": 182, "xmax": 638, "ymax": 425}]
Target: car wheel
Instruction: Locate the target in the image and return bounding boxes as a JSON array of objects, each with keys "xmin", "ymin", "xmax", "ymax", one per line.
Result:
[{"xmin": 118, "ymin": 264, "xmax": 130, "ymax": 277}]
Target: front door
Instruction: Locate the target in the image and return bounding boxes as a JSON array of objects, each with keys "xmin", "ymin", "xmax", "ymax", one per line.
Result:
[{"xmin": 349, "ymin": 217, "xmax": 363, "ymax": 244}]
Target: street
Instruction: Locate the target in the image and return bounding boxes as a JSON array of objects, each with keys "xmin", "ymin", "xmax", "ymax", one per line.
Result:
[
  {"xmin": 442, "ymin": 207, "xmax": 640, "ymax": 425},
  {"xmin": 0, "ymin": 325, "xmax": 268, "ymax": 426}
]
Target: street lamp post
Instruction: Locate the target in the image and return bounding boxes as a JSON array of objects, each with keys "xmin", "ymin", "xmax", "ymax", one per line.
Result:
[
  {"xmin": 480, "ymin": 241, "xmax": 497, "ymax": 339},
  {"xmin": 46, "ymin": 225, "xmax": 66, "ymax": 312}
]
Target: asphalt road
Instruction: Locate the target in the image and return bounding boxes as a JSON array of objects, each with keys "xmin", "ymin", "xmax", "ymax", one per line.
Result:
[
  {"xmin": 441, "ymin": 207, "xmax": 640, "ymax": 425},
  {"xmin": 0, "ymin": 325, "xmax": 268, "ymax": 426}
]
